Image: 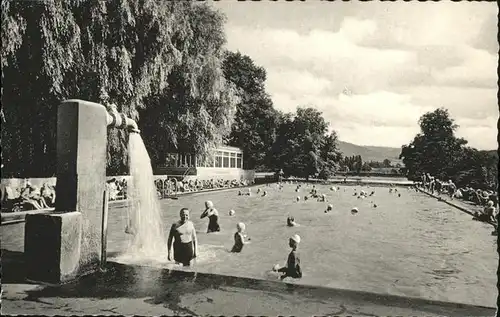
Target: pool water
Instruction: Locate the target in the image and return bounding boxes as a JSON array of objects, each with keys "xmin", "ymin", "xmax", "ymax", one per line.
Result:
[{"xmin": 106, "ymin": 183, "xmax": 498, "ymax": 307}]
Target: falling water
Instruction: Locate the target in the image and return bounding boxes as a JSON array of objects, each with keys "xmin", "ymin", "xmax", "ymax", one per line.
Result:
[{"xmin": 124, "ymin": 133, "xmax": 166, "ymax": 259}]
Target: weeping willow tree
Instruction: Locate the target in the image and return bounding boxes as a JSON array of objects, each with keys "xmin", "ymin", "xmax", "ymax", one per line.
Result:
[{"xmin": 1, "ymin": 0, "xmax": 238, "ymax": 177}]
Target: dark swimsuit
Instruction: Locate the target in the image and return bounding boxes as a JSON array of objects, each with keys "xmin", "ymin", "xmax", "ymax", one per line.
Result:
[
  {"xmin": 231, "ymin": 232, "xmax": 243, "ymax": 253},
  {"xmin": 278, "ymin": 250, "xmax": 302, "ymax": 278},
  {"xmin": 207, "ymin": 213, "xmax": 220, "ymax": 233},
  {"xmin": 174, "ymin": 240, "xmax": 194, "ymax": 266}
]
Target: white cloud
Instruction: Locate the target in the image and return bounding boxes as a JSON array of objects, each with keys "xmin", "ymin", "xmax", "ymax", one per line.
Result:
[
  {"xmin": 266, "ymin": 69, "xmax": 332, "ymax": 97},
  {"xmin": 222, "ymin": 6, "xmax": 498, "ymax": 150},
  {"xmin": 433, "ymin": 47, "xmax": 497, "ymax": 88}
]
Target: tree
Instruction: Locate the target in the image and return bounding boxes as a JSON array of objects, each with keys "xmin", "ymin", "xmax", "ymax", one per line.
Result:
[
  {"xmin": 223, "ymin": 51, "xmax": 280, "ymax": 170},
  {"xmin": 317, "ymin": 131, "xmax": 342, "ymax": 179},
  {"xmin": 1, "ymin": 1, "xmax": 238, "ymax": 176},
  {"xmin": 400, "ymin": 108, "xmax": 467, "ymax": 180},
  {"xmin": 270, "ymin": 107, "xmax": 341, "ymax": 179},
  {"xmin": 361, "ymin": 162, "xmax": 372, "ymax": 172}
]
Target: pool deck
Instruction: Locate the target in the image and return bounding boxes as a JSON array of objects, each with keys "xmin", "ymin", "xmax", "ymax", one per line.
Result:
[
  {"xmin": 415, "ymin": 187, "xmax": 497, "ymax": 227},
  {"xmin": 1, "ymin": 257, "xmax": 496, "ymax": 317}
]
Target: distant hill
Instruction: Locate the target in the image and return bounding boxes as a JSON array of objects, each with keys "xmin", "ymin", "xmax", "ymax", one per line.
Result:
[{"xmin": 338, "ymin": 141, "xmax": 403, "ymax": 165}]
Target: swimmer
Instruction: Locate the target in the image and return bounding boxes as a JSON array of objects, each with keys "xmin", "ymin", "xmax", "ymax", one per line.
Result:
[
  {"xmin": 326, "ymin": 204, "xmax": 333, "ymax": 212},
  {"xmin": 296, "ymin": 196, "xmax": 300, "ymax": 202},
  {"xmin": 369, "ymin": 191, "xmax": 375, "ymax": 196},
  {"xmin": 287, "ymin": 216, "xmax": 300, "ymax": 227},
  {"xmin": 262, "ymin": 190, "xmax": 267, "ymax": 197},
  {"xmin": 398, "ymin": 193, "xmax": 401, "ymax": 197},
  {"xmin": 168, "ymin": 208, "xmax": 198, "ymax": 266},
  {"xmin": 304, "ymin": 195, "xmax": 308, "ymax": 201},
  {"xmin": 389, "ymin": 188, "xmax": 393, "ymax": 193},
  {"xmin": 238, "ymin": 190, "xmax": 242, "ymax": 196},
  {"xmin": 351, "ymin": 207, "xmax": 359, "ymax": 214},
  {"xmin": 200, "ymin": 200, "xmax": 220, "ymax": 233},
  {"xmin": 231, "ymin": 222, "xmax": 250, "ymax": 253},
  {"xmin": 318, "ymin": 194, "xmax": 326, "ymax": 202},
  {"xmin": 257, "ymin": 188, "xmax": 261, "ymax": 194},
  {"xmin": 229, "ymin": 209, "xmax": 235, "ymax": 216},
  {"xmin": 373, "ymin": 204, "xmax": 377, "ymax": 208},
  {"xmin": 273, "ymin": 234, "xmax": 302, "ymax": 280},
  {"xmin": 295, "ymin": 188, "xmax": 300, "ymax": 193}
]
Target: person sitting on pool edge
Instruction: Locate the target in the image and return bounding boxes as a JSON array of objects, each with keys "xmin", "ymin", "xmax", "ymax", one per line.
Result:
[
  {"xmin": 168, "ymin": 208, "xmax": 198, "ymax": 266},
  {"xmin": 231, "ymin": 222, "xmax": 251, "ymax": 253},
  {"xmin": 201, "ymin": 200, "xmax": 221, "ymax": 233},
  {"xmin": 273, "ymin": 234, "xmax": 302, "ymax": 280}
]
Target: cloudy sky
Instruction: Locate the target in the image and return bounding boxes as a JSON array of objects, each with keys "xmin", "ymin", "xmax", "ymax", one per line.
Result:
[{"xmin": 212, "ymin": 1, "xmax": 498, "ymax": 150}]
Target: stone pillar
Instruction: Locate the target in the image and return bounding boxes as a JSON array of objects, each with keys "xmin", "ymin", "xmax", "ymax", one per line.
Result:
[{"xmin": 25, "ymin": 100, "xmax": 108, "ymax": 284}]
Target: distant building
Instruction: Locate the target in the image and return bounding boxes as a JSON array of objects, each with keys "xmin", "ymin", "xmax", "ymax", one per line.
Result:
[{"xmin": 154, "ymin": 146, "xmax": 254, "ymax": 181}]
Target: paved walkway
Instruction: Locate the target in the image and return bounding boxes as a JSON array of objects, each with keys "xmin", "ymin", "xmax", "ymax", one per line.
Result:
[{"xmin": 1, "ymin": 259, "xmax": 496, "ymax": 316}]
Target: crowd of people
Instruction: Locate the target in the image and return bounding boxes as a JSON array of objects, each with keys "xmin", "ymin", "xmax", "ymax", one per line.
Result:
[
  {"xmin": 0, "ymin": 182, "xmax": 56, "ymax": 212},
  {"xmin": 415, "ymin": 173, "xmax": 498, "ymax": 223},
  {"xmin": 0, "ymin": 176, "xmax": 254, "ymax": 213},
  {"xmin": 154, "ymin": 178, "xmax": 252, "ymax": 198}
]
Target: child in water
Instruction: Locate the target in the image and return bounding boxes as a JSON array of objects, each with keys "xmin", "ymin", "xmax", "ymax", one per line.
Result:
[
  {"xmin": 231, "ymin": 222, "xmax": 250, "ymax": 253},
  {"xmin": 273, "ymin": 234, "xmax": 302, "ymax": 280},
  {"xmin": 287, "ymin": 216, "xmax": 299, "ymax": 227}
]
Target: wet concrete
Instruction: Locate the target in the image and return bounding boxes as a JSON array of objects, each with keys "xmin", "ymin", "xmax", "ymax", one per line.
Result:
[{"xmin": 1, "ymin": 250, "xmax": 496, "ymax": 316}]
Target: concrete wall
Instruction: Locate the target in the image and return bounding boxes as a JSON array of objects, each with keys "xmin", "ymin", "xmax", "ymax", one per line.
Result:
[
  {"xmin": 185, "ymin": 168, "xmax": 255, "ymax": 182},
  {"xmin": 1, "ymin": 170, "xmax": 256, "ymax": 193}
]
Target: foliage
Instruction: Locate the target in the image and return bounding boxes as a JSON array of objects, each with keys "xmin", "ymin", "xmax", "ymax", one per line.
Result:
[
  {"xmin": 400, "ymin": 108, "xmax": 497, "ymax": 190},
  {"xmin": 270, "ymin": 107, "xmax": 342, "ymax": 179},
  {"xmin": 341, "ymin": 155, "xmax": 363, "ymax": 174},
  {"xmin": 1, "ymin": 0, "xmax": 237, "ymax": 177},
  {"xmin": 222, "ymin": 51, "xmax": 280, "ymax": 170}
]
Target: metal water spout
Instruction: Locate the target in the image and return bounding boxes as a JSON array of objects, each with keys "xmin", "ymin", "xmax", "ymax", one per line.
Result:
[{"xmin": 105, "ymin": 103, "xmax": 140, "ymax": 133}]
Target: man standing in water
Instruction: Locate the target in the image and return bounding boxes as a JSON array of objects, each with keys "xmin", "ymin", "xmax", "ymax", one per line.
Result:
[
  {"xmin": 168, "ymin": 208, "xmax": 198, "ymax": 266},
  {"xmin": 200, "ymin": 200, "xmax": 221, "ymax": 233}
]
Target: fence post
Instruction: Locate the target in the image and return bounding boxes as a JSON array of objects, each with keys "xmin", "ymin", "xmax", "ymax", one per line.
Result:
[{"xmin": 100, "ymin": 188, "xmax": 109, "ymax": 271}]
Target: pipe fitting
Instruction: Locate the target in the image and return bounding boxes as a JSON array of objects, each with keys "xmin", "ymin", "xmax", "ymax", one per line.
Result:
[{"xmin": 105, "ymin": 103, "xmax": 140, "ymax": 134}]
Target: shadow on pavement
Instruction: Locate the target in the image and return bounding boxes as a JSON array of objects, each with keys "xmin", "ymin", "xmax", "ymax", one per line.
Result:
[
  {"xmin": 1, "ymin": 249, "xmax": 28, "ymax": 284},
  {"xmin": 13, "ymin": 261, "xmax": 495, "ymax": 317}
]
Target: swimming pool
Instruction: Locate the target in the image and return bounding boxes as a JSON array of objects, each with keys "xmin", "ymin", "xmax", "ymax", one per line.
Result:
[
  {"xmin": 1, "ymin": 183, "xmax": 497, "ymax": 307},
  {"xmin": 106, "ymin": 183, "xmax": 497, "ymax": 307}
]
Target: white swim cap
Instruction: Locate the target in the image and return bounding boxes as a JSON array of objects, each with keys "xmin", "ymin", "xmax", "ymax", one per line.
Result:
[
  {"xmin": 229, "ymin": 209, "xmax": 235, "ymax": 216},
  {"xmin": 290, "ymin": 234, "xmax": 301, "ymax": 244},
  {"xmin": 205, "ymin": 200, "xmax": 214, "ymax": 208},
  {"xmin": 327, "ymin": 204, "xmax": 333, "ymax": 210},
  {"xmin": 488, "ymin": 200, "xmax": 494, "ymax": 207},
  {"xmin": 237, "ymin": 222, "xmax": 245, "ymax": 230}
]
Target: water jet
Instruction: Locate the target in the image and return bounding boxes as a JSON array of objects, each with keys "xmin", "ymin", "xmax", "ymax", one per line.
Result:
[{"xmin": 24, "ymin": 100, "xmax": 141, "ymax": 284}]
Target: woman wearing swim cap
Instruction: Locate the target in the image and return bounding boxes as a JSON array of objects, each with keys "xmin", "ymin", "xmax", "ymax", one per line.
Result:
[{"xmin": 201, "ymin": 200, "xmax": 220, "ymax": 233}]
